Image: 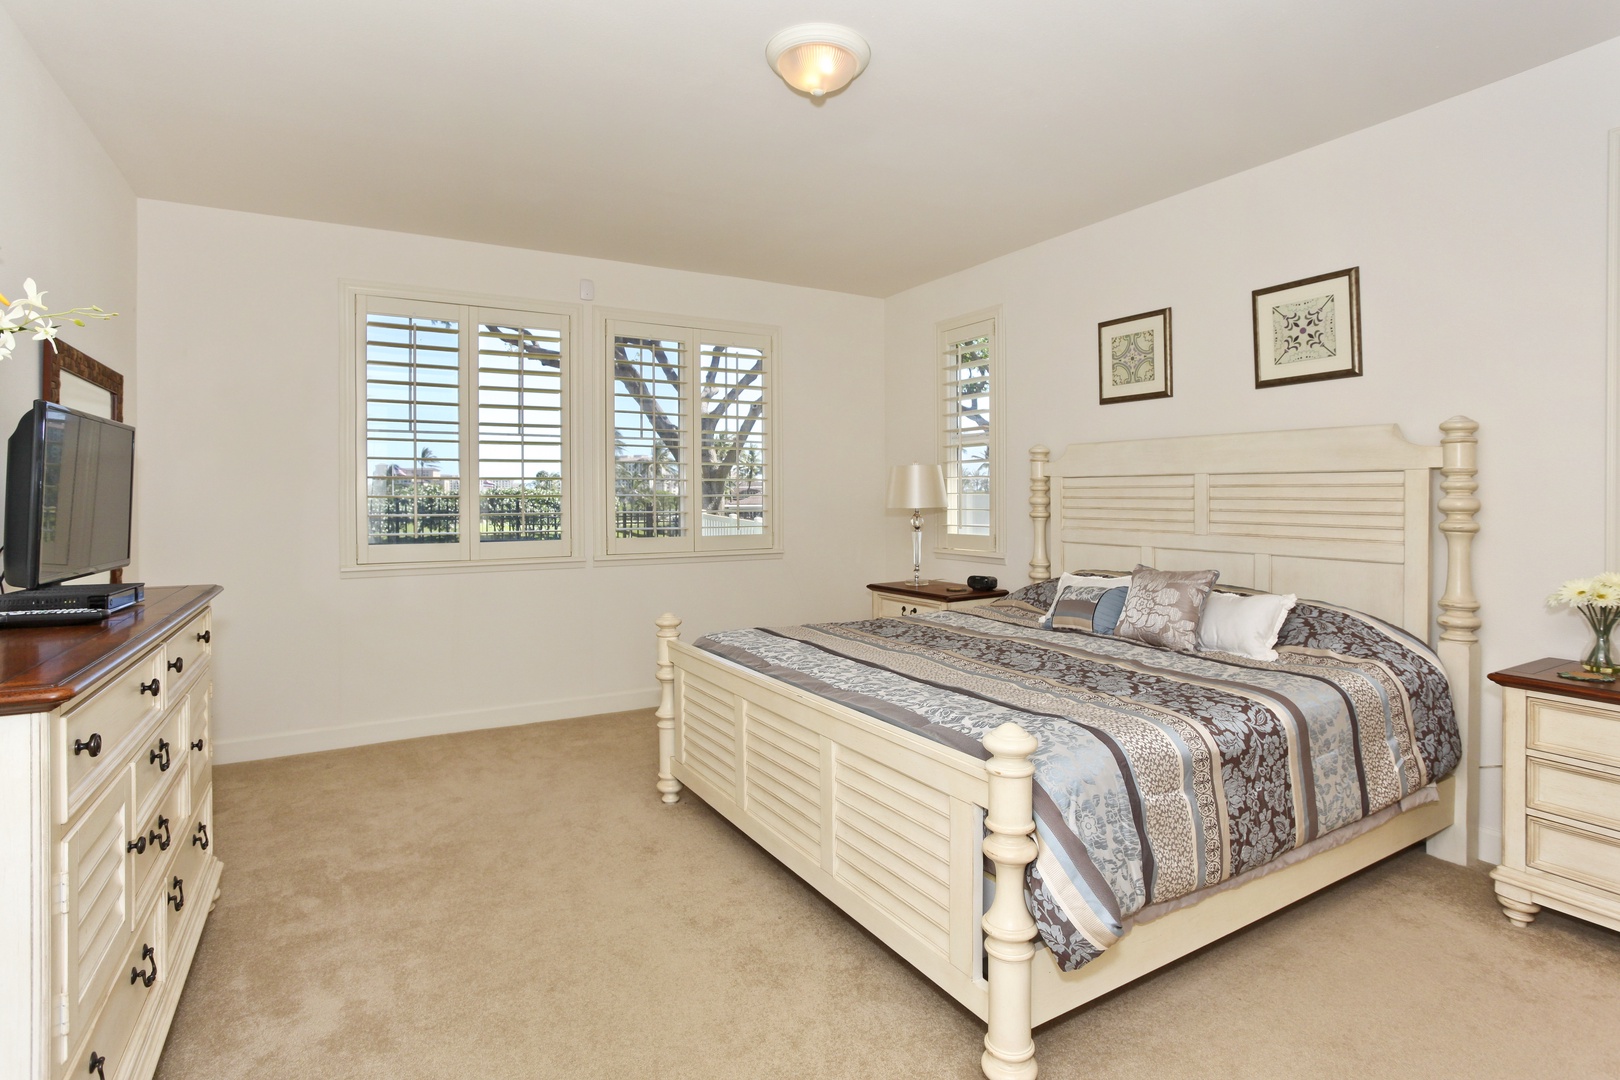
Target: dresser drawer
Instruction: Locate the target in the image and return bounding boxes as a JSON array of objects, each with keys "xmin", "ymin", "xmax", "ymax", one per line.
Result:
[
  {"xmin": 164, "ymin": 804, "xmax": 210, "ymax": 948},
  {"xmin": 1527, "ymin": 816, "xmax": 1620, "ymax": 895},
  {"xmin": 63, "ymin": 909, "xmax": 164, "ymax": 1080},
  {"xmin": 59, "ymin": 771, "xmax": 136, "ymax": 1051},
  {"xmin": 1527, "ymin": 758, "xmax": 1620, "ymax": 833},
  {"xmin": 186, "ymin": 670, "xmax": 214, "ymax": 811},
  {"xmin": 61, "ymin": 649, "xmax": 165, "ymax": 821},
  {"xmin": 131, "ymin": 777, "xmax": 189, "ymax": 911},
  {"xmin": 1526, "ymin": 695, "xmax": 1620, "ymax": 769},
  {"xmin": 164, "ymin": 609, "xmax": 213, "ymax": 695},
  {"xmin": 133, "ymin": 702, "xmax": 186, "ymax": 821}
]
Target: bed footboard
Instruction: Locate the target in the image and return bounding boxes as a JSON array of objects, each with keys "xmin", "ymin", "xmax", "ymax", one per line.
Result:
[{"xmin": 653, "ymin": 614, "xmax": 1040, "ymax": 1079}]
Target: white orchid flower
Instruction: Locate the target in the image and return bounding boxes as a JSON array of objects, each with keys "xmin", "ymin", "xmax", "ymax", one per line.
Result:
[
  {"xmin": 30, "ymin": 318, "xmax": 58, "ymax": 343},
  {"xmin": 21, "ymin": 278, "xmax": 47, "ymax": 310}
]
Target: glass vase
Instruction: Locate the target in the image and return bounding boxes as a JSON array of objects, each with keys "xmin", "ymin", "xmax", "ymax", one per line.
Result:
[{"xmin": 1580, "ymin": 606, "xmax": 1620, "ymax": 675}]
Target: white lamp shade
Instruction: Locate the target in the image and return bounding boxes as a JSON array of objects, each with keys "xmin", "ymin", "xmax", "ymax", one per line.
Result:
[
  {"xmin": 766, "ymin": 24, "xmax": 871, "ymax": 97},
  {"xmin": 887, "ymin": 464, "xmax": 947, "ymax": 510}
]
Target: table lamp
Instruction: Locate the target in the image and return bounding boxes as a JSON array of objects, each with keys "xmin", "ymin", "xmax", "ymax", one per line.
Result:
[{"xmin": 887, "ymin": 463, "xmax": 948, "ymax": 586}]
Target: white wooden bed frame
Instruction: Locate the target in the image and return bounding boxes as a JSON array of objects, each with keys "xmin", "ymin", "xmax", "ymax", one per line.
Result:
[{"xmin": 654, "ymin": 418, "xmax": 1481, "ymax": 1079}]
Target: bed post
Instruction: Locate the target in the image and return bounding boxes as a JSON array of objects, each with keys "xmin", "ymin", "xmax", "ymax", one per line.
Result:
[
  {"xmin": 1430, "ymin": 416, "xmax": 1480, "ymax": 865},
  {"xmin": 981, "ymin": 722, "xmax": 1040, "ymax": 1080},
  {"xmin": 1029, "ymin": 446, "xmax": 1051, "ymax": 583},
  {"xmin": 655, "ymin": 612, "xmax": 683, "ymax": 805}
]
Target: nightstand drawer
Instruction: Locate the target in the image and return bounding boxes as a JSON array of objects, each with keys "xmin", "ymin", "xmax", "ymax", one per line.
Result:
[
  {"xmin": 1527, "ymin": 816, "xmax": 1620, "ymax": 895},
  {"xmin": 1526, "ymin": 696, "xmax": 1620, "ymax": 769},
  {"xmin": 1527, "ymin": 758, "xmax": 1620, "ymax": 833},
  {"xmin": 873, "ymin": 594, "xmax": 945, "ymax": 618}
]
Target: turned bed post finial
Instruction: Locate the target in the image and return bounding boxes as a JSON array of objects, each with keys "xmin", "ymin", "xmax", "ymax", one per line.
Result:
[
  {"xmin": 655, "ymin": 613, "xmax": 683, "ymax": 805},
  {"xmin": 1431, "ymin": 416, "xmax": 1480, "ymax": 866},
  {"xmin": 1029, "ymin": 446, "xmax": 1051, "ymax": 583},
  {"xmin": 981, "ymin": 722, "xmax": 1040, "ymax": 1080}
]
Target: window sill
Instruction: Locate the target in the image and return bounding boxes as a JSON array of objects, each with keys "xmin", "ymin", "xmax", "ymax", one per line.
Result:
[
  {"xmin": 593, "ymin": 548, "xmax": 784, "ymax": 567},
  {"xmin": 340, "ymin": 555, "xmax": 588, "ymax": 577}
]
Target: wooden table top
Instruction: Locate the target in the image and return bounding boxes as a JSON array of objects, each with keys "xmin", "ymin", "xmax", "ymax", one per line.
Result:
[
  {"xmin": 0, "ymin": 584, "xmax": 220, "ymax": 715},
  {"xmin": 1487, "ymin": 656, "xmax": 1620, "ymax": 707},
  {"xmin": 867, "ymin": 580, "xmax": 1009, "ymax": 602}
]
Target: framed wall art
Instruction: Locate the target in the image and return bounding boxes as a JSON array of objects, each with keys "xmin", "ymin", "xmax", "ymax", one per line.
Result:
[
  {"xmin": 1253, "ymin": 266, "xmax": 1361, "ymax": 389},
  {"xmin": 1098, "ymin": 307, "xmax": 1171, "ymax": 404}
]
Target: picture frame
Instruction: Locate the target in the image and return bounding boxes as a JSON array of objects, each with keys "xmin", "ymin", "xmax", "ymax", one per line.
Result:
[
  {"xmin": 1252, "ymin": 267, "xmax": 1361, "ymax": 389},
  {"xmin": 1098, "ymin": 307, "xmax": 1172, "ymax": 404},
  {"xmin": 41, "ymin": 339, "xmax": 126, "ymax": 585}
]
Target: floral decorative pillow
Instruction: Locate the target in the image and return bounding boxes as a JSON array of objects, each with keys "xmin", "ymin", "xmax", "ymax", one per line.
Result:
[
  {"xmin": 1113, "ymin": 565, "xmax": 1219, "ymax": 651},
  {"xmin": 989, "ymin": 579, "xmax": 1062, "ymax": 617}
]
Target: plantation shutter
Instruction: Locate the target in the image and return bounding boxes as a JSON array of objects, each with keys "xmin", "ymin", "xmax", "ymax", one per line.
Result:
[
  {"xmin": 605, "ymin": 318, "xmax": 775, "ymax": 555},
  {"xmin": 940, "ymin": 315, "xmax": 997, "ymax": 552}
]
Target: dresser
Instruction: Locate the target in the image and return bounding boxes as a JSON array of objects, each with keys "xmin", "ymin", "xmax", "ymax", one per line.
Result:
[
  {"xmin": 867, "ymin": 580, "xmax": 1008, "ymax": 618},
  {"xmin": 1488, "ymin": 657, "xmax": 1620, "ymax": 933},
  {"xmin": 0, "ymin": 585, "xmax": 222, "ymax": 1080}
]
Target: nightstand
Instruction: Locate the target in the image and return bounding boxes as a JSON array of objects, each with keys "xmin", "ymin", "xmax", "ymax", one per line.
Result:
[
  {"xmin": 867, "ymin": 580, "xmax": 1009, "ymax": 619},
  {"xmin": 1488, "ymin": 657, "xmax": 1620, "ymax": 933}
]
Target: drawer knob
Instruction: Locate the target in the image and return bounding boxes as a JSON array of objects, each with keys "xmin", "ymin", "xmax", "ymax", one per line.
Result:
[
  {"xmin": 88, "ymin": 1051, "xmax": 106, "ymax": 1079},
  {"xmin": 191, "ymin": 737, "xmax": 205, "ymax": 752},
  {"xmin": 149, "ymin": 815, "xmax": 171, "ymax": 852},
  {"xmin": 192, "ymin": 821, "xmax": 210, "ymax": 851},
  {"xmin": 150, "ymin": 738, "xmax": 171, "ymax": 772},
  {"xmin": 169, "ymin": 876, "xmax": 185, "ymax": 912},
  {"xmin": 130, "ymin": 943, "xmax": 157, "ymax": 988},
  {"xmin": 127, "ymin": 835, "xmax": 146, "ymax": 855},
  {"xmin": 168, "ymin": 655, "xmax": 184, "ymax": 674},
  {"xmin": 140, "ymin": 677, "xmax": 161, "ymax": 697},
  {"xmin": 73, "ymin": 733, "xmax": 102, "ymax": 757},
  {"xmin": 197, "ymin": 629, "xmax": 211, "ymax": 643}
]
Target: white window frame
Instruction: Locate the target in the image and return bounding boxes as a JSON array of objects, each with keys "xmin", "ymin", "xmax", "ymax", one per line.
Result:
[
  {"xmin": 600, "ymin": 309, "xmax": 780, "ymax": 560},
  {"xmin": 936, "ymin": 308, "xmax": 1003, "ymax": 559},
  {"xmin": 341, "ymin": 283, "xmax": 583, "ymax": 574}
]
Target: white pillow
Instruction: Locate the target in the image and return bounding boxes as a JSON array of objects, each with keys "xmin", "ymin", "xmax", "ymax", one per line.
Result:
[
  {"xmin": 1043, "ymin": 572, "xmax": 1133, "ymax": 621},
  {"xmin": 1196, "ymin": 591, "xmax": 1297, "ymax": 662}
]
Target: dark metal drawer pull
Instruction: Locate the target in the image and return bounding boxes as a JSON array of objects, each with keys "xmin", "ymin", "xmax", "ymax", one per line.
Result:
[
  {"xmin": 169, "ymin": 876, "xmax": 185, "ymax": 912},
  {"xmin": 192, "ymin": 822, "xmax": 209, "ymax": 850},
  {"xmin": 150, "ymin": 738, "xmax": 171, "ymax": 771},
  {"xmin": 149, "ymin": 815, "xmax": 171, "ymax": 852},
  {"xmin": 88, "ymin": 1051, "xmax": 106, "ymax": 1078},
  {"xmin": 168, "ymin": 655, "xmax": 184, "ymax": 674},
  {"xmin": 197, "ymin": 629, "xmax": 211, "ymax": 643},
  {"xmin": 74, "ymin": 733, "xmax": 102, "ymax": 757},
  {"xmin": 191, "ymin": 737, "xmax": 205, "ymax": 752},
  {"xmin": 140, "ymin": 678, "xmax": 161, "ymax": 697},
  {"xmin": 127, "ymin": 835, "xmax": 146, "ymax": 855},
  {"xmin": 130, "ymin": 943, "xmax": 157, "ymax": 988}
]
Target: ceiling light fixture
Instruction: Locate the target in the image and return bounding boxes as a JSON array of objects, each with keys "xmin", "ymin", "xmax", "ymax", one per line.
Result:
[{"xmin": 765, "ymin": 23, "xmax": 870, "ymax": 98}]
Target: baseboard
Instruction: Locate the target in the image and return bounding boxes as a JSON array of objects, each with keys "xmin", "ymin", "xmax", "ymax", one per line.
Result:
[
  {"xmin": 1475, "ymin": 825, "xmax": 1503, "ymax": 867},
  {"xmin": 214, "ymin": 688, "xmax": 661, "ymax": 763}
]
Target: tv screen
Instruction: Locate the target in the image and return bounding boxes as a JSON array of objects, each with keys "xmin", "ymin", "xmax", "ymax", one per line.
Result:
[{"xmin": 3, "ymin": 401, "xmax": 135, "ymax": 590}]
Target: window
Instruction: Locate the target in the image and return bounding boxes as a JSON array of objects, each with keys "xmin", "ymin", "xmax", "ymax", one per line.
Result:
[
  {"xmin": 938, "ymin": 310, "xmax": 1001, "ymax": 555},
  {"xmin": 347, "ymin": 289, "xmax": 577, "ymax": 568},
  {"xmin": 605, "ymin": 315, "xmax": 776, "ymax": 557}
]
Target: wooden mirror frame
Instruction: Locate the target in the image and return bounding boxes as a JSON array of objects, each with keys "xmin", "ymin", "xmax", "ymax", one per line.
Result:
[{"xmin": 40, "ymin": 340, "xmax": 126, "ymax": 584}]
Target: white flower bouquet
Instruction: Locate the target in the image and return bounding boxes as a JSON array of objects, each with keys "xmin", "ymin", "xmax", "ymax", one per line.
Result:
[
  {"xmin": 0, "ymin": 279, "xmax": 116, "ymax": 362},
  {"xmin": 1548, "ymin": 572, "xmax": 1620, "ymax": 674}
]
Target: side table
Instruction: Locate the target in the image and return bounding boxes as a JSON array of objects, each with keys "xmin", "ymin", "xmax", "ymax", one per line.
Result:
[{"xmin": 867, "ymin": 580, "xmax": 1008, "ymax": 619}]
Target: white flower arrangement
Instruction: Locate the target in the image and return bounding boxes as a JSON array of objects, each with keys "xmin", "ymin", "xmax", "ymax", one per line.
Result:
[
  {"xmin": 0, "ymin": 279, "xmax": 116, "ymax": 362},
  {"xmin": 1549, "ymin": 572, "xmax": 1620, "ymax": 609}
]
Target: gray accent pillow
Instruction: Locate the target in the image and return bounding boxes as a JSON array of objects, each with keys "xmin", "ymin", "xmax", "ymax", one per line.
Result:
[
  {"xmin": 1046, "ymin": 585, "xmax": 1130, "ymax": 633},
  {"xmin": 1113, "ymin": 565, "xmax": 1220, "ymax": 652}
]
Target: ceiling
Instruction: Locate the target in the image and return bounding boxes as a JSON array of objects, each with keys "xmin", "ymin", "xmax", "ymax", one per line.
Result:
[{"xmin": 8, "ymin": 1, "xmax": 1620, "ymax": 297}]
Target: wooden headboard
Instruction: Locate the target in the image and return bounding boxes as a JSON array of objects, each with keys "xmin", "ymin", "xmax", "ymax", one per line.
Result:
[{"xmin": 1028, "ymin": 421, "xmax": 1474, "ymax": 637}]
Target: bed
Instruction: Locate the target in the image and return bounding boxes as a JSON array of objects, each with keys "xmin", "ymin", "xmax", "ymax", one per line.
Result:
[{"xmin": 652, "ymin": 419, "xmax": 1481, "ymax": 1079}]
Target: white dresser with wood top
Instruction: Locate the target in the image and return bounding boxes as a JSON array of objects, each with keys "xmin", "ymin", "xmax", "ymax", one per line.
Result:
[{"xmin": 0, "ymin": 585, "xmax": 222, "ymax": 1080}]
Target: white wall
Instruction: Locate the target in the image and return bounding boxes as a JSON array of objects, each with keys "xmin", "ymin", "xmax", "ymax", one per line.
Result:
[
  {"xmin": 0, "ymin": 3, "xmax": 135, "ymax": 514},
  {"xmin": 884, "ymin": 36, "xmax": 1620, "ymax": 864},
  {"xmin": 135, "ymin": 202, "xmax": 886, "ymax": 761}
]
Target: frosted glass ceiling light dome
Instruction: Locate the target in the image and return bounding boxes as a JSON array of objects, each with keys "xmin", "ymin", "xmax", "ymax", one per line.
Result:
[{"xmin": 766, "ymin": 23, "xmax": 870, "ymax": 97}]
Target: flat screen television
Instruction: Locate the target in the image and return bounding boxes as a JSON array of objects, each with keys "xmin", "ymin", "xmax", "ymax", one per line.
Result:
[{"xmin": 3, "ymin": 400, "xmax": 135, "ymax": 590}]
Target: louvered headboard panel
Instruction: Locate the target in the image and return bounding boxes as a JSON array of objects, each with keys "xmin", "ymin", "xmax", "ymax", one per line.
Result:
[{"xmin": 1034, "ymin": 425, "xmax": 1444, "ymax": 635}]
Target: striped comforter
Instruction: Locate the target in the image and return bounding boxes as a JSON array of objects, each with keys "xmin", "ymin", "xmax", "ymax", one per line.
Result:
[{"xmin": 696, "ymin": 597, "xmax": 1460, "ymax": 970}]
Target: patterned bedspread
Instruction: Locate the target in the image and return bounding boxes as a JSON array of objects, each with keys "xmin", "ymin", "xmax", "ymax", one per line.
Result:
[{"xmin": 696, "ymin": 599, "xmax": 1460, "ymax": 970}]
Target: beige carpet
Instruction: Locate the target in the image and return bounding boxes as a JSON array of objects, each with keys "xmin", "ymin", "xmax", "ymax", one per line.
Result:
[{"xmin": 155, "ymin": 711, "xmax": 1620, "ymax": 1080}]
